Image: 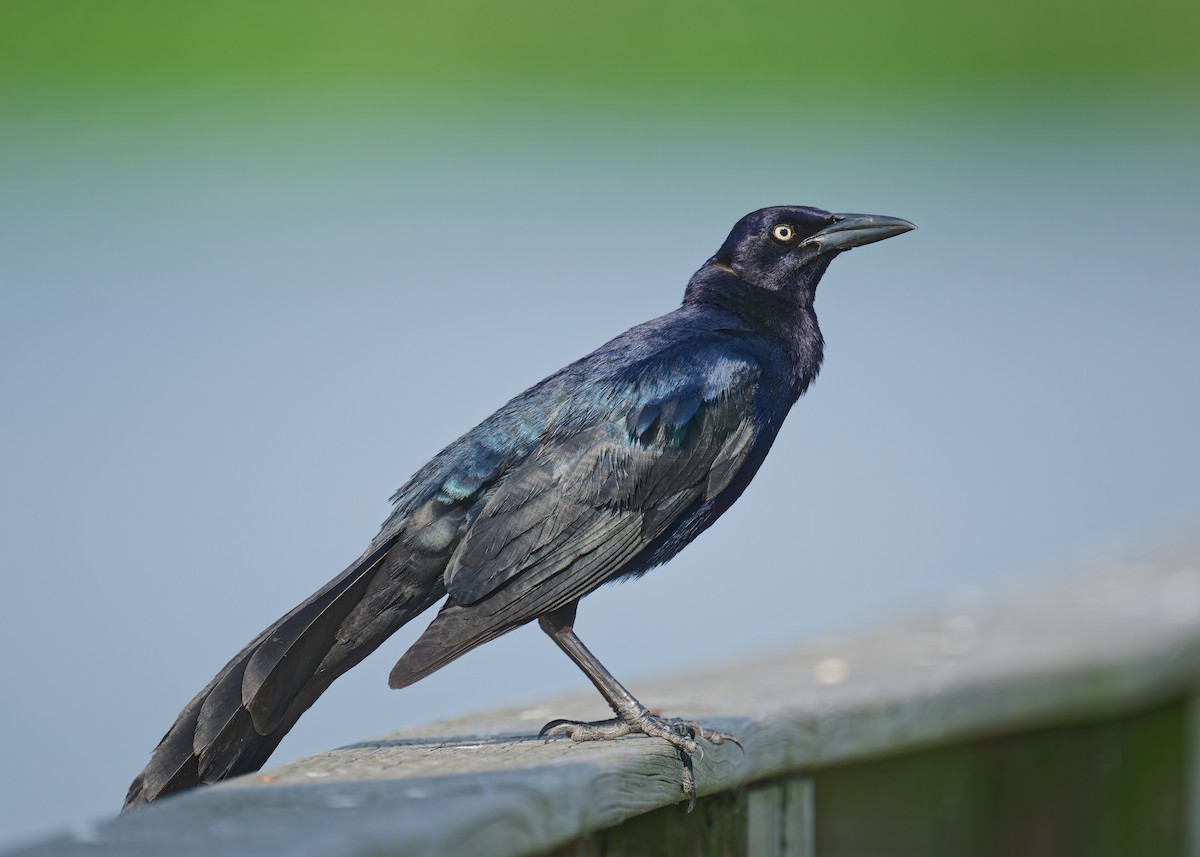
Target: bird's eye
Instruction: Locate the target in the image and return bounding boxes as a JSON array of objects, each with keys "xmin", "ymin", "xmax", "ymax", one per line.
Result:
[{"xmin": 772, "ymin": 224, "xmax": 795, "ymax": 242}]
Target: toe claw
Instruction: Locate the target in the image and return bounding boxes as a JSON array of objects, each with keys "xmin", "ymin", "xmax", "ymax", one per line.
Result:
[
  {"xmin": 538, "ymin": 718, "xmax": 570, "ymax": 740},
  {"xmin": 536, "ymin": 709, "xmax": 739, "ymax": 811},
  {"xmin": 678, "ymin": 748, "xmax": 697, "ymax": 813},
  {"xmin": 696, "ymin": 725, "xmax": 744, "ymax": 752},
  {"xmin": 675, "ymin": 721, "xmax": 699, "ymax": 740}
]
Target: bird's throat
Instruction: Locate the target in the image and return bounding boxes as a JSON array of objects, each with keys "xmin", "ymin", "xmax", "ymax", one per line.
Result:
[{"xmin": 683, "ymin": 266, "xmax": 824, "ymax": 399}]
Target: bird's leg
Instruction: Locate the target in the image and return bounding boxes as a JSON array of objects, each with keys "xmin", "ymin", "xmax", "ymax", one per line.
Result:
[{"xmin": 536, "ymin": 603, "xmax": 740, "ymax": 810}]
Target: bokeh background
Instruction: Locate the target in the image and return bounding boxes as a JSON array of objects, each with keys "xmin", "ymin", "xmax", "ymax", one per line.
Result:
[{"xmin": 2, "ymin": 0, "xmax": 1197, "ymax": 848}]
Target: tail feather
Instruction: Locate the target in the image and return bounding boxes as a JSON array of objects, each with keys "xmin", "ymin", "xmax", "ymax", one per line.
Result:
[
  {"xmin": 123, "ymin": 538, "xmax": 445, "ymax": 811},
  {"xmin": 236, "ymin": 552, "xmax": 383, "ymax": 734},
  {"xmin": 389, "ymin": 598, "xmax": 520, "ymax": 690}
]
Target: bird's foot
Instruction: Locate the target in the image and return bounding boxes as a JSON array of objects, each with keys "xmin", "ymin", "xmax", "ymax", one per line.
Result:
[{"xmin": 539, "ymin": 711, "xmax": 741, "ymax": 810}]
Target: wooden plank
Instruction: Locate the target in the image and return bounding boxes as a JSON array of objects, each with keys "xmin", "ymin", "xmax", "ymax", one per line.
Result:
[
  {"xmin": 9, "ymin": 563, "xmax": 1200, "ymax": 857},
  {"xmin": 1186, "ymin": 695, "xmax": 1200, "ymax": 857},
  {"xmin": 812, "ymin": 697, "xmax": 1185, "ymax": 856},
  {"xmin": 554, "ymin": 699, "xmax": 1184, "ymax": 855},
  {"xmin": 553, "ymin": 777, "xmax": 817, "ymax": 857},
  {"xmin": 745, "ymin": 779, "xmax": 814, "ymax": 857}
]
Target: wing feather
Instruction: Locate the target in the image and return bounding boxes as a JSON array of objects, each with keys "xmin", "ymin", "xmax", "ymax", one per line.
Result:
[
  {"xmin": 388, "ymin": 348, "xmax": 765, "ymax": 688},
  {"xmin": 445, "ymin": 357, "xmax": 760, "ymax": 607}
]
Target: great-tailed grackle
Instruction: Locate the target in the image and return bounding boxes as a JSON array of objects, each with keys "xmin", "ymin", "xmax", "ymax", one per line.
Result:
[{"xmin": 124, "ymin": 206, "xmax": 914, "ymax": 811}]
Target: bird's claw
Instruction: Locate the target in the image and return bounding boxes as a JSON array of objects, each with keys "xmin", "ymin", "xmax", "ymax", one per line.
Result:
[
  {"xmin": 538, "ymin": 710, "xmax": 739, "ymax": 811},
  {"xmin": 537, "ymin": 718, "xmax": 572, "ymax": 741},
  {"xmin": 540, "ymin": 716, "xmax": 637, "ymax": 744},
  {"xmin": 667, "ymin": 717, "xmax": 744, "ymax": 755},
  {"xmin": 679, "ymin": 746, "xmax": 697, "ymax": 813},
  {"xmin": 691, "ymin": 723, "xmax": 744, "ymax": 753}
]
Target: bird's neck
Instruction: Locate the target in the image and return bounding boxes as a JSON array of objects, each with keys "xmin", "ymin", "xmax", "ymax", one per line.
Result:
[{"xmin": 683, "ymin": 266, "xmax": 824, "ymax": 398}]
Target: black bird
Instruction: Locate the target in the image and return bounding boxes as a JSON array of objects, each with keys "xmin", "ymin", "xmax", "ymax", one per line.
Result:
[{"xmin": 125, "ymin": 205, "xmax": 914, "ymax": 811}]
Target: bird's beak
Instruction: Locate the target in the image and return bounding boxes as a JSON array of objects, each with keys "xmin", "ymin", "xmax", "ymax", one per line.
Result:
[{"xmin": 801, "ymin": 213, "xmax": 916, "ymax": 253}]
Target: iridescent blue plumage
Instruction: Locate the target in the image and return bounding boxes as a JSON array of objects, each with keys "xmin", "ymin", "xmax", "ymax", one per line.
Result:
[{"xmin": 125, "ymin": 205, "xmax": 914, "ymax": 810}]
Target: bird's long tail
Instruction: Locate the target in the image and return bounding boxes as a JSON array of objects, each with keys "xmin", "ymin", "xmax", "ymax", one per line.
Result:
[{"xmin": 123, "ymin": 538, "xmax": 446, "ymax": 810}]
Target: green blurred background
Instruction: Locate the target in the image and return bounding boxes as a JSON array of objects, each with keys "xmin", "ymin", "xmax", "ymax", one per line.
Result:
[
  {"xmin": 3, "ymin": 0, "xmax": 1197, "ymax": 117},
  {"xmin": 2, "ymin": 1, "xmax": 1198, "ymax": 849}
]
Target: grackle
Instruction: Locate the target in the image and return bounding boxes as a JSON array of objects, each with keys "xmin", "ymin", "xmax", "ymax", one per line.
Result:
[{"xmin": 125, "ymin": 206, "xmax": 914, "ymax": 811}]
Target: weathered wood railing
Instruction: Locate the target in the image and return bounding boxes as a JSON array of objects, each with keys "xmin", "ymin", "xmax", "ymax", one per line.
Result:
[{"xmin": 11, "ymin": 562, "xmax": 1200, "ymax": 856}]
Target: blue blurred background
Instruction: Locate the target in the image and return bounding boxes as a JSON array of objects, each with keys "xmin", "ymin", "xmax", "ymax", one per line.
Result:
[{"xmin": 1, "ymin": 0, "xmax": 1197, "ymax": 848}]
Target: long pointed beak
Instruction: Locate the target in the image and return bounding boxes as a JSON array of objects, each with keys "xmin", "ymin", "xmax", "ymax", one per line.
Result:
[{"xmin": 801, "ymin": 212, "xmax": 916, "ymax": 253}]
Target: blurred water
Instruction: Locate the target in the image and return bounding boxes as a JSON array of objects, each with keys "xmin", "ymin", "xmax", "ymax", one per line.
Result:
[{"xmin": 1, "ymin": 110, "xmax": 1197, "ymax": 848}]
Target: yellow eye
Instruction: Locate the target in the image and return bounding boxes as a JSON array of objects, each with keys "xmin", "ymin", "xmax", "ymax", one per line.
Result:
[{"xmin": 772, "ymin": 224, "xmax": 795, "ymax": 242}]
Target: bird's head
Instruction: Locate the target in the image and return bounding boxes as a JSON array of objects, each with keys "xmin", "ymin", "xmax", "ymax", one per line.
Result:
[{"xmin": 686, "ymin": 205, "xmax": 915, "ymax": 309}]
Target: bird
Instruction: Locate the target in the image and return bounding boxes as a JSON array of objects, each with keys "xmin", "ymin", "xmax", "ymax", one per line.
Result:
[{"xmin": 124, "ymin": 205, "xmax": 914, "ymax": 812}]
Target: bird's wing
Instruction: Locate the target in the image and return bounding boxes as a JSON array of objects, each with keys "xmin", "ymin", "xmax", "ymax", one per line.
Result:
[
  {"xmin": 388, "ymin": 349, "xmax": 761, "ymax": 686},
  {"xmin": 448, "ymin": 354, "xmax": 761, "ymax": 608}
]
